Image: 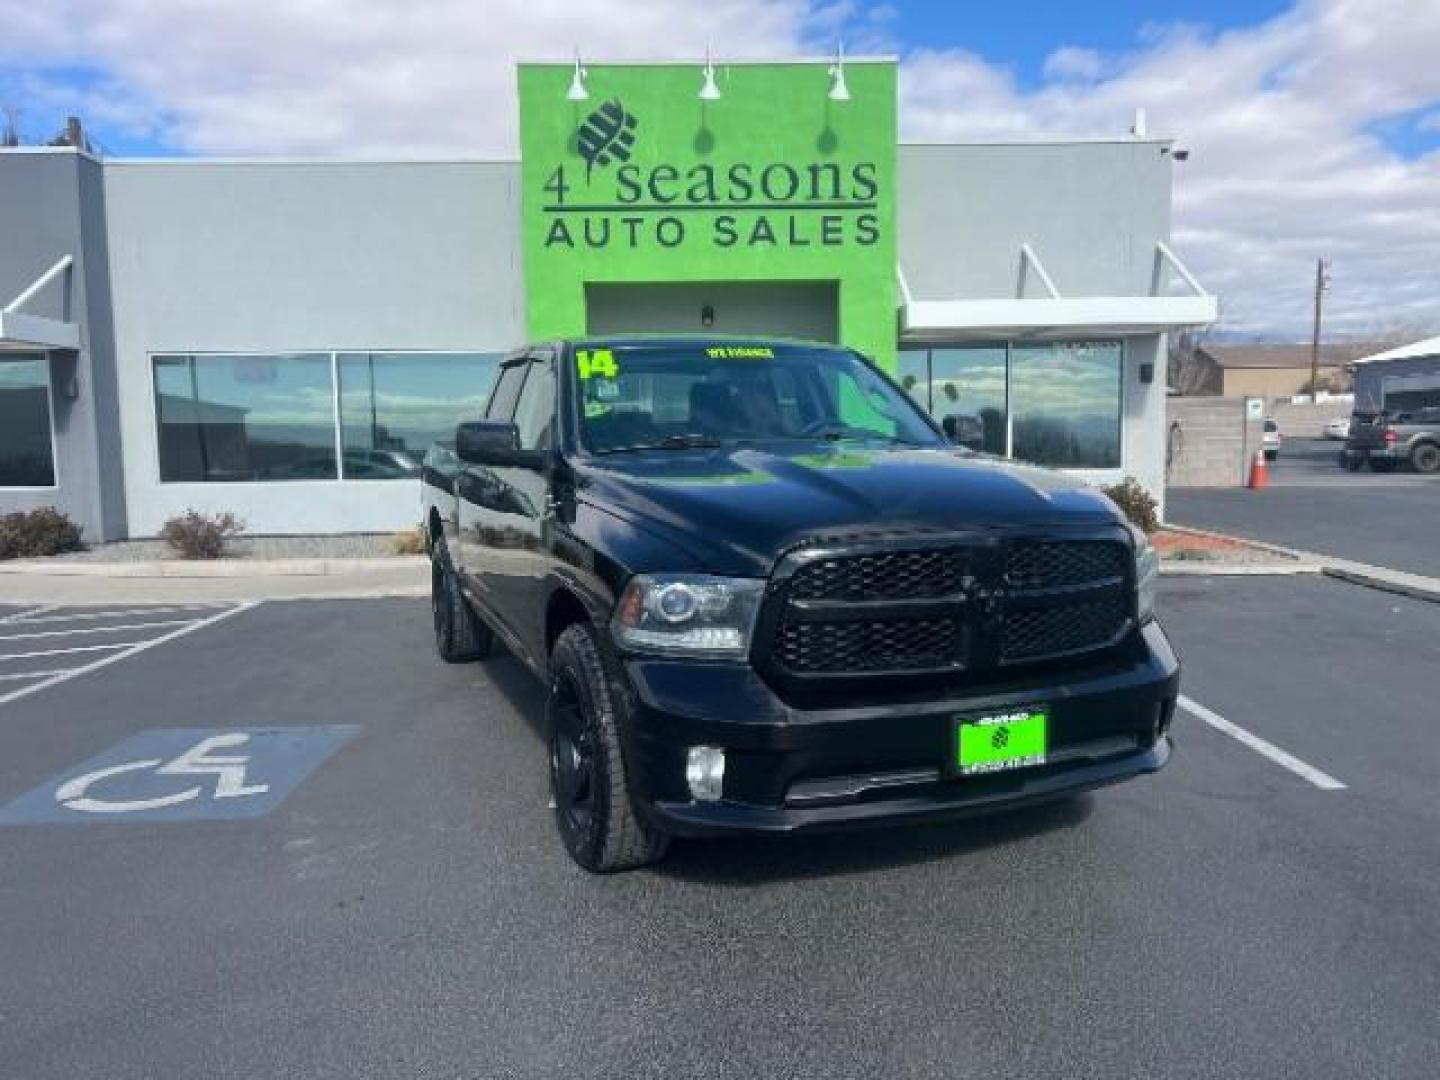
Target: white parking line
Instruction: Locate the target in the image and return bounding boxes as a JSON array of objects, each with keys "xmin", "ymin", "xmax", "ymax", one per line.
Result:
[
  {"xmin": 0, "ymin": 620, "xmax": 194, "ymax": 642},
  {"xmin": 3, "ymin": 605, "xmax": 227, "ymax": 624},
  {"xmin": 0, "ymin": 605, "xmax": 58, "ymax": 625},
  {"xmin": 1178, "ymin": 694, "xmax": 1347, "ymax": 791},
  {"xmin": 0, "ymin": 642, "xmax": 148, "ymax": 662},
  {"xmin": 0, "ymin": 603, "xmax": 258, "ymax": 709},
  {"xmin": 0, "ymin": 670, "xmax": 69, "ymax": 682}
]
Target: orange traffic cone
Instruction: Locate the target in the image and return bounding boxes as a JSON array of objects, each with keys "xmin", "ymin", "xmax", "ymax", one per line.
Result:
[{"xmin": 1247, "ymin": 448, "xmax": 1269, "ymax": 490}]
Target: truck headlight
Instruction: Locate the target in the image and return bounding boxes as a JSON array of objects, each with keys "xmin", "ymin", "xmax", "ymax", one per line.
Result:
[
  {"xmin": 1134, "ymin": 531, "xmax": 1159, "ymax": 624},
  {"xmin": 612, "ymin": 573, "xmax": 764, "ymax": 658}
]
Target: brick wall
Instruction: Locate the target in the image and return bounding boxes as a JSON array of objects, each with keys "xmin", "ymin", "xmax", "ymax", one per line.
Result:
[
  {"xmin": 1165, "ymin": 397, "xmax": 1262, "ymax": 489},
  {"xmin": 1269, "ymin": 399, "xmax": 1351, "ymax": 438}
]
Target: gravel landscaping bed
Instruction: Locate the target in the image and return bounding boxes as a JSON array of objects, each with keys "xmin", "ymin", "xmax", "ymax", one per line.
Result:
[
  {"xmin": 48, "ymin": 534, "xmax": 407, "ymax": 563},
  {"xmin": 1155, "ymin": 528, "xmax": 1298, "ymax": 566}
]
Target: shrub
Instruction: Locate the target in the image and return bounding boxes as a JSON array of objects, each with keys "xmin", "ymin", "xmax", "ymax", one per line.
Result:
[
  {"xmin": 391, "ymin": 527, "xmax": 426, "ymax": 556},
  {"xmin": 1101, "ymin": 478, "xmax": 1160, "ymax": 535},
  {"xmin": 160, "ymin": 509, "xmax": 244, "ymax": 560},
  {"xmin": 0, "ymin": 507, "xmax": 84, "ymax": 560}
]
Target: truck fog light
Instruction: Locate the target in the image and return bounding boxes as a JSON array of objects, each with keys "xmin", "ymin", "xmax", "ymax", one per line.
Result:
[{"xmin": 685, "ymin": 745, "xmax": 726, "ymax": 802}]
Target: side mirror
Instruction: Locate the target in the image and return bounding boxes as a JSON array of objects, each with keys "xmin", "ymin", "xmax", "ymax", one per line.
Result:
[
  {"xmin": 455, "ymin": 421, "xmax": 545, "ymax": 469},
  {"xmin": 942, "ymin": 413, "xmax": 985, "ymax": 452}
]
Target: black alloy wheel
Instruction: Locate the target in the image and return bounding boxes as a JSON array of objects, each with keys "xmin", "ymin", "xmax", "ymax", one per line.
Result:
[
  {"xmin": 546, "ymin": 623, "xmax": 669, "ymax": 872},
  {"xmin": 549, "ymin": 670, "xmax": 596, "ymax": 840}
]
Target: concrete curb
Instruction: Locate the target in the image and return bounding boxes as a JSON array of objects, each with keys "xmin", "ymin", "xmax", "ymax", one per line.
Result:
[
  {"xmin": 0, "ymin": 555, "xmax": 427, "ymax": 578},
  {"xmin": 1163, "ymin": 523, "xmax": 1440, "ymax": 603},
  {"xmin": 1161, "ymin": 561, "xmax": 1324, "ymax": 576},
  {"xmin": 1320, "ymin": 567, "xmax": 1440, "ymax": 605}
]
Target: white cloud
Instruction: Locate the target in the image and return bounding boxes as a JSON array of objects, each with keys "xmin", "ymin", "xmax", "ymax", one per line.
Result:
[
  {"xmin": 2, "ymin": 0, "xmax": 1439, "ymax": 337},
  {"xmin": 899, "ymin": 0, "xmax": 1440, "ymax": 337},
  {"xmin": 1042, "ymin": 46, "xmax": 1108, "ymax": 82},
  {"xmin": 0, "ymin": 0, "xmax": 818, "ymax": 154}
]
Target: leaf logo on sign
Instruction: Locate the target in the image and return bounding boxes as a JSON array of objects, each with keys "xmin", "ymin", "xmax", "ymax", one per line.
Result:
[{"xmin": 576, "ymin": 99, "xmax": 638, "ymax": 181}]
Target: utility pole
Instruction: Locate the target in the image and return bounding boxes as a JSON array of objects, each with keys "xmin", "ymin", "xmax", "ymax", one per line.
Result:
[{"xmin": 1309, "ymin": 258, "xmax": 1331, "ymax": 400}]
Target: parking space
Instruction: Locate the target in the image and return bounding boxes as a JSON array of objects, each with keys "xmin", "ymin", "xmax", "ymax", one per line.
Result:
[
  {"xmin": 1, "ymin": 582, "xmax": 1438, "ymax": 1078},
  {"xmin": 1169, "ymin": 440, "xmax": 1440, "ymax": 576},
  {"xmin": 0, "ymin": 602, "xmax": 253, "ymax": 705}
]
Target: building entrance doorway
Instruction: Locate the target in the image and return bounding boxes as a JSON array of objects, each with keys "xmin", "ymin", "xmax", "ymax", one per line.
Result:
[{"xmin": 584, "ymin": 282, "xmax": 839, "ymax": 343}]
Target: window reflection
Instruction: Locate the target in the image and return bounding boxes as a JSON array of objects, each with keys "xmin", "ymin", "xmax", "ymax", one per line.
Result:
[
  {"xmin": 338, "ymin": 353, "xmax": 499, "ymax": 478},
  {"xmin": 155, "ymin": 354, "xmax": 336, "ymax": 482},
  {"xmin": 0, "ymin": 356, "xmax": 56, "ymax": 487},
  {"xmin": 899, "ymin": 341, "xmax": 1123, "ymax": 468},
  {"xmin": 896, "ymin": 349, "xmax": 931, "ymax": 413},
  {"xmin": 930, "ymin": 347, "xmax": 1008, "ymax": 456},
  {"xmin": 154, "ymin": 351, "xmax": 502, "ymax": 483},
  {"xmin": 1011, "ymin": 342, "xmax": 1122, "ymax": 468}
]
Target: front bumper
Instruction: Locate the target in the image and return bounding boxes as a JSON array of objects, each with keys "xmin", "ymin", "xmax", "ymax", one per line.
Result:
[{"xmin": 617, "ymin": 621, "xmax": 1179, "ymax": 838}]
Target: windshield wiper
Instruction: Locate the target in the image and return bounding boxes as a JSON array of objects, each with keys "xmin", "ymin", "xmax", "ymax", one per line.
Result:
[{"xmin": 601, "ymin": 433, "xmax": 725, "ymax": 453}]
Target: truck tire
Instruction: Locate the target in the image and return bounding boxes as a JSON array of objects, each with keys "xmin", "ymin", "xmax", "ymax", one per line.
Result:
[
  {"xmin": 1411, "ymin": 443, "xmax": 1440, "ymax": 474},
  {"xmin": 431, "ymin": 542, "xmax": 492, "ymax": 663},
  {"xmin": 1371, "ymin": 459, "xmax": 1396, "ymax": 473},
  {"xmin": 547, "ymin": 623, "xmax": 669, "ymax": 872}
]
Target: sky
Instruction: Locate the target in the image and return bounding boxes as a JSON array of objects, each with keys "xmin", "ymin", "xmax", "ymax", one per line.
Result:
[{"xmin": 2, "ymin": 0, "xmax": 1438, "ymax": 340}]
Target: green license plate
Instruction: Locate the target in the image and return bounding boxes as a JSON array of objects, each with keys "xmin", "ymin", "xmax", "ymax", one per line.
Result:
[{"xmin": 955, "ymin": 708, "xmax": 1048, "ymax": 775}]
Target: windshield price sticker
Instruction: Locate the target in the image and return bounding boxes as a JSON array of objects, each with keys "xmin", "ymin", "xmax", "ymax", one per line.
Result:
[{"xmin": 576, "ymin": 348, "xmax": 620, "ymax": 380}]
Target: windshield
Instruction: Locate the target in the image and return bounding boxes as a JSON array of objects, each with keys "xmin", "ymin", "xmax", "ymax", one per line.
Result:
[{"xmin": 574, "ymin": 343, "xmax": 943, "ymax": 454}]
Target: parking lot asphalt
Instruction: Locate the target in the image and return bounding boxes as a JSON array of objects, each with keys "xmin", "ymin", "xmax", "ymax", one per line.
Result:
[
  {"xmin": 1, "ymin": 580, "xmax": 1438, "ymax": 1079},
  {"xmin": 1169, "ymin": 438, "xmax": 1440, "ymax": 577}
]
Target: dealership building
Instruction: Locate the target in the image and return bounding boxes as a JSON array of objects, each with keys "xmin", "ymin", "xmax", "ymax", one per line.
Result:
[{"xmin": 0, "ymin": 58, "xmax": 1216, "ymax": 542}]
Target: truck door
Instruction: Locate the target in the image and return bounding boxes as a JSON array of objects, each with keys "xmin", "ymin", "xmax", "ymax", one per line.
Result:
[
  {"xmin": 455, "ymin": 355, "xmax": 529, "ymax": 612},
  {"xmin": 486, "ymin": 352, "xmax": 556, "ymax": 663}
]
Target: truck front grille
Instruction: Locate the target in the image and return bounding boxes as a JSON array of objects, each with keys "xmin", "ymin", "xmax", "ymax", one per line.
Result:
[
  {"xmin": 1000, "ymin": 594, "xmax": 1129, "ymax": 662},
  {"xmin": 776, "ymin": 617, "xmax": 959, "ymax": 674},
  {"xmin": 788, "ymin": 549, "xmax": 965, "ymax": 602},
  {"xmin": 760, "ymin": 535, "xmax": 1132, "ymax": 682}
]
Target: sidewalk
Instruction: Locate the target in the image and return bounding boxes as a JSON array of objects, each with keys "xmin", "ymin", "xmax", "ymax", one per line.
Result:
[{"xmin": 0, "ymin": 556, "xmax": 427, "ymax": 603}]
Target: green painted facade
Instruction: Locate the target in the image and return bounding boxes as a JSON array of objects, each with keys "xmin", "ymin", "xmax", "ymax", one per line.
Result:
[{"xmin": 517, "ymin": 61, "xmax": 898, "ymax": 368}]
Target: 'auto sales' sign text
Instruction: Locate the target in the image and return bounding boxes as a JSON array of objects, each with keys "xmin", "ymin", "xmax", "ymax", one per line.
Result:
[{"xmin": 540, "ymin": 98, "xmax": 881, "ymax": 253}]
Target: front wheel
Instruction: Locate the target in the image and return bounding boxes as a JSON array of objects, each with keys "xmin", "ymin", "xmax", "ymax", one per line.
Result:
[
  {"xmin": 431, "ymin": 543, "xmax": 492, "ymax": 663},
  {"xmin": 547, "ymin": 623, "xmax": 669, "ymax": 872}
]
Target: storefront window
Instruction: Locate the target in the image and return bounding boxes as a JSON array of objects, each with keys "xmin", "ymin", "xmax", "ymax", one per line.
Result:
[
  {"xmin": 155, "ymin": 354, "xmax": 337, "ymax": 481},
  {"xmin": 338, "ymin": 353, "xmax": 500, "ymax": 478},
  {"xmin": 930, "ymin": 347, "xmax": 1008, "ymax": 455},
  {"xmin": 0, "ymin": 356, "xmax": 56, "ymax": 487},
  {"xmin": 898, "ymin": 341, "xmax": 1123, "ymax": 467},
  {"xmin": 1010, "ymin": 342, "xmax": 1122, "ymax": 468}
]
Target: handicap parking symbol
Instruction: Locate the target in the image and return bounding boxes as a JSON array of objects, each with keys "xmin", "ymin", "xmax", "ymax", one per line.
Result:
[{"xmin": 0, "ymin": 726, "xmax": 359, "ymax": 825}]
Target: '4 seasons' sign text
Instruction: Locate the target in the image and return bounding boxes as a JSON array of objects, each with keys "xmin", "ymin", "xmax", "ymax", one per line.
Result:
[{"xmin": 542, "ymin": 99, "xmax": 880, "ymax": 252}]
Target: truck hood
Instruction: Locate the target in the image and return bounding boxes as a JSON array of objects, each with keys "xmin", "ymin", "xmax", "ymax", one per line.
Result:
[{"xmin": 574, "ymin": 442, "xmax": 1124, "ymax": 576}]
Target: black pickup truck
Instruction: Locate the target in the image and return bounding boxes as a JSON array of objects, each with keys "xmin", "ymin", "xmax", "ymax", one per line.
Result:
[{"xmin": 421, "ymin": 337, "xmax": 1177, "ymax": 872}]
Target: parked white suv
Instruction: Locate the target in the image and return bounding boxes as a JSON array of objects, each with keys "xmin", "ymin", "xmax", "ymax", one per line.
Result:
[{"xmin": 1263, "ymin": 419, "xmax": 1281, "ymax": 461}]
